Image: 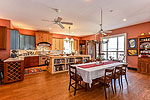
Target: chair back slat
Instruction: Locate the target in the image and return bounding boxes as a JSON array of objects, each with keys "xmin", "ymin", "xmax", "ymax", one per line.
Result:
[
  {"xmin": 104, "ymin": 68, "xmax": 114, "ymax": 81},
  {"xmin": 69, "ymin": 65, "xmax": 77, "ymax": 79}
]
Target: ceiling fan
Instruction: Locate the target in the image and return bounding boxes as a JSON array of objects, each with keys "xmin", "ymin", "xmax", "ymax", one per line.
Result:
[
  {"xmin": 42, "ymin": 8, "xmax": 73, "ymax": 29},
  {"xmin": 97, "ymin": 10, "xmax": 112, "ymax": 35}
]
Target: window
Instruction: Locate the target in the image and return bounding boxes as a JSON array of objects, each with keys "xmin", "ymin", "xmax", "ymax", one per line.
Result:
[
  {"xmin": 101, "ymin": 34, "xmax": 126, "ymax": 61},
  {"xmin": 64, "ymin": 41, "xmax": 71, "ymax": 54}
]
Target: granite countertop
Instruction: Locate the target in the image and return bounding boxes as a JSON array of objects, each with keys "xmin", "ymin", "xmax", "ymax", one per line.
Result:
[
  {"xmin": 4, "ymin": 57, "xmax": 24, "ymax": 62},
  {"xmin": 4, "ymin": 55, "xmax": 39, "ymax": 62}
]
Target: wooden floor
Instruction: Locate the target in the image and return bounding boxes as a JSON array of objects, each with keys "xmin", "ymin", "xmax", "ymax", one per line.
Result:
[{"xmin": 1, "ymin": 70, "xmax": 150, "ymax": 100}]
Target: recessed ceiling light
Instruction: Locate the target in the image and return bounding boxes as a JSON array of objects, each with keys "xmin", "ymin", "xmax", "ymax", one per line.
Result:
[
  {"xmin": 109, "ymin": 10, "xmax": 113, "ymax": 12},
  {"xmin": 123, "ymin": 19, "xmax": 127, "ymax": 21},
  {"xmin": 49, "ymin": 27, "xmax": 52, "ymax": 30}
]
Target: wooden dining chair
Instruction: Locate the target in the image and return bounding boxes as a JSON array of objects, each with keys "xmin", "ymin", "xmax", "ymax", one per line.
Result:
[
  {"xmin": 85, "ymin": 60, "xmax": 92, "ymax": 63},
  {"xmin": 98, "ymin": 68, "xmax": 114, "ymax": 99},
  {"xmin": 113, "ymin": 66, "xmax": 122, "ymax": 92},
  {"xmin": 76, "ymin": 61, "xmax": 82, "ymax": 64},
  {"xmin": 68, "ymin": 65, "xmax": 84, "ymax": 95},
  {"xmin": 121, "ymin": 64, "xmax": 128, "ymax": 85}
]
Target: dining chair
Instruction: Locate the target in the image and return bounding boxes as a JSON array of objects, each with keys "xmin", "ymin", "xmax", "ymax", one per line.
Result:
[
  {"xmin": 68, "ymin": 65, "xmax": 84, "ymax": 95},
  {"xmin": 98, "ymin": 68, "xmax": 114, "ymax": 99},
  {"xmin": 113, "ymin": 66, "xmax": 122, "ymax": 92},
  {"xmin": 85, "ymin": 60, "xmax": 93, "ymax": 63},
  {"xmin": 121, "ymin": 64, "xmax": 128, "ymax": 85},
  {"xmin": 76, "ymin": 61, "xmax": 82, "ymax": 64}
]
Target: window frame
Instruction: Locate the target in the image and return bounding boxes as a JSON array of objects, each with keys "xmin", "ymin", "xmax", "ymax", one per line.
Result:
[{"xmin": 101, "ymin": 33, "xmax": 127, "ymax": 61}]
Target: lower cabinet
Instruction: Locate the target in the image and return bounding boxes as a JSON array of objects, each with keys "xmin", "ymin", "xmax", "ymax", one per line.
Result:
[
  {"xmin": 138, "ymin": 58, "xmax": 150, "ymax": 74},
  {"xmin": 3, "ymin": 61, "xmax": 24, "ymax": 83},
  {"xmin": 24, "ymin": 56, "xmax": 39, "ymax": 68}
]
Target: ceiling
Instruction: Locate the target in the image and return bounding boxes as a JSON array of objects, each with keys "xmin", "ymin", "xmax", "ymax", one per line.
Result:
[{"xmin": 0, "ymin": 0, "xmax": 150, "ymax": 36}]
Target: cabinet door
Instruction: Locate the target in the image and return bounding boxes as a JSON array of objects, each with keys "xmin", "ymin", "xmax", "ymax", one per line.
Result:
[
  {"xmin": 20, "ymin": 34, "xmax": 25, "ymax": 50},
  {"xmin": 139, "ymin": 62, "xmax": 147, "ymax": 74},
  {"xmin": 55, "ymin": 38, "xmax": 60, "ymax": 50},
  {"xmin": 0, "ymin": 26, "xmax": 7, "ymax": 50},
  {"xmin": 11, "ymin": 30, "xmax": 16, "ymax": 50},
  {"xmin": 15, "ymin": 31, "xmax": 20, "ymax": 49},
  {"xmin": 30, "ymin": 36, "xmax": 35, "ymax": 50},
  {"xmin": 74, "ymin": 40, "xmax": 77, "ymax": 51},
  {"xmin": 59, "ymin": 39, "xmax": 64, "ymax": 50},
  {"xmin": 24, "ymin": 35, "xmax": 30, "ymax": 50},
  {"xmin": 147, "ymin": 63, "xmax": 150, "ymax": 74},
  {"xmin": 52, "ymin": 38, "xmax": 56, "ymax": 50},
  {"xmin": 24, "ymin": 57, "xmax": 30, "ymax": 68},
  {"xmin": 11, "ymin": 30, "xmax": 19, "ymax": 50}
]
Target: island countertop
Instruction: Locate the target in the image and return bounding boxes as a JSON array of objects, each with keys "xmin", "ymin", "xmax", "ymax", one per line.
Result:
[{"xmin": 49, "ymin": 55, "xmax": 91, "ymax": 58}]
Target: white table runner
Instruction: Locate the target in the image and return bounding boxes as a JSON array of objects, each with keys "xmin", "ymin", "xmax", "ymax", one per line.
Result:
[{"xmin": 71, "ymin": 62, "xmax": 126, "ymax": 87}]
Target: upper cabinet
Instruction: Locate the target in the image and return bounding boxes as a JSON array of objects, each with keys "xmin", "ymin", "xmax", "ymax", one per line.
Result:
[
  {"xmin": 0, "ymin": 26, "xmax": 7, "ymax": 50},
  {"xmin": 52, "ymin": 38, "xmax": 64, "ymax": 50},
  {"xmin": 11, "ymin": 30, "xmax": 35, "ymax": 50}
]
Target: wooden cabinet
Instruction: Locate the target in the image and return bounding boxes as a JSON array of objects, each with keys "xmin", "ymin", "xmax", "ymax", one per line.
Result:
[
  {"xmin": 52, "ymin": 38, "xmax": 64, "ymax": 50},
  {"xmin": 55, "ymin": 38, "xmax": 60, "ymax": 50},
  {"xmin": 59, "ymin": 39, "xmax": 64, "ymax": 50},
  {"xmin": 24, "ymin": 56, "xmax": 39, "ymax": 68},
  {"xmin": 0, "ymin": 26, "xmax": 7, "ymax": 50},
  {"xmin": 138, "ymin": 58, "xmax": 150, "ymax": 74},
  {"xmin": 52, "ymin": 38, "xmax": 56, "ymax": 50}
]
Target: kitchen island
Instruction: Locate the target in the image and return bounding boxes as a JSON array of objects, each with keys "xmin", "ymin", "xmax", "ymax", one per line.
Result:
[{"xmin": 47, "ymin": 55, "xmax": 91, "ymax": 74}]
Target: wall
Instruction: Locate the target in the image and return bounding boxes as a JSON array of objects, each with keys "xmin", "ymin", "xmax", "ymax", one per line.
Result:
[
  {"xmin": 81, "ymin": 22, "xmax": 150, "ymax": 68},
  {"xmin": 0, "ymin": 19, "xmax": 11, "ymax": 60}
]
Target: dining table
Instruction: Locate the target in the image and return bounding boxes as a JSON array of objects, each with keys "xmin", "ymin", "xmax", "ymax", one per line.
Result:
[{"xmin": 71, "ymin": 61, "xmax": 127, "ymax": 88}]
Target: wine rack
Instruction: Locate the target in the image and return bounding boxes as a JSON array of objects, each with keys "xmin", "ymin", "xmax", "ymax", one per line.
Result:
[{"xmin": 3, "ymin": 61, "xmax": 24, "ymax": 83}]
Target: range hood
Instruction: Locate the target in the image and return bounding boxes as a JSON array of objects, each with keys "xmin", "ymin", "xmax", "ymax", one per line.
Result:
[{"xmin": 37, "ymin": 42, "xmax": 51, "ymax": 47}]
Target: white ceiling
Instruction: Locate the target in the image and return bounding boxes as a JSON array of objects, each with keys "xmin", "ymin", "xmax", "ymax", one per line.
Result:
[{"xmin": 0, "ymin": 0, "xmax": 150, "ymax": 36}]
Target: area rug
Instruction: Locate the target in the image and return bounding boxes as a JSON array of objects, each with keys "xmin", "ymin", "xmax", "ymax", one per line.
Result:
[{"xmin": 24, "ymin": 68, "xmax": 43, "ymax": 75}]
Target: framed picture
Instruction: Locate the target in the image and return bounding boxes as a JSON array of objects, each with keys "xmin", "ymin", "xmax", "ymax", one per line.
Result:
[
  {"xmin": 128, "ymin": 38, "xmax": 138, "ymax": 49},
  {"xmin": 128, "ymin": 49, "xmax": 138, "ymax": 56}
]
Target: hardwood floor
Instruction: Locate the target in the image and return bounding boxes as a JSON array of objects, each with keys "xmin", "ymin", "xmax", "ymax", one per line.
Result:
[{"xmin": 0, "ymin": 70, "xmax": 150, "ymax": 100}]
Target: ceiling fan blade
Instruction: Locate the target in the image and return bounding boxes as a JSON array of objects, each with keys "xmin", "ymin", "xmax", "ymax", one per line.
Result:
[
  {"xmin": 104, "ymin": 30, "xmax": 112, "ymax": 33},
  {"xmin": 57, "ymin": 22, "xmax": 65, "ymax": 29},
  {"xmin": 42, "ymin": 19, "xmax": 49, "ymax": 21},
  {"xmin": 61, "ymin": 22, "xmax": 73, "ymax": 25},
  {"xmin": 57, "ymin": 17, "xmax": 63, "ymax": 22}
]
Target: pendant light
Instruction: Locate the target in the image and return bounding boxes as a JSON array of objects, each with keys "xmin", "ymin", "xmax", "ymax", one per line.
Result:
[{"xmin": 65, "ymin": 26, "xmax": 74, "ymax": 42}]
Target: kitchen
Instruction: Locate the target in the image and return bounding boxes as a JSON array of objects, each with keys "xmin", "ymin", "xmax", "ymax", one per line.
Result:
[{"xmin": 0, "ymin": 26, "xmax": 93, "ymax": 83}]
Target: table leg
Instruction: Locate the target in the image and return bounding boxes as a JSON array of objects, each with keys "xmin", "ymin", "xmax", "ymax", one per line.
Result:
[{"xmin": 85, "ymin": 83, "xmax": 88, "ymax": 92}]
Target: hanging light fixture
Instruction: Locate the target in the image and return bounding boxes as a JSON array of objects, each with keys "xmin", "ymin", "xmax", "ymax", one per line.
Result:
[{"xmin": 65, "ymin": 26, "xmax": 74, "ymax": 42}]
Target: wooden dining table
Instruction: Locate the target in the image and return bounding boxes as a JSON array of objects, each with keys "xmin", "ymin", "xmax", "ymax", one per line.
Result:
[{"xmin": 71, "ymin": 61, "xmax": 126, "ymax": 88}]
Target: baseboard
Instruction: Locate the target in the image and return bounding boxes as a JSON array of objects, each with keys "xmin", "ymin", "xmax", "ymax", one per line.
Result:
[{"xmin": 127, "ymin": 67, "xmax": 137, "ymax": 71}]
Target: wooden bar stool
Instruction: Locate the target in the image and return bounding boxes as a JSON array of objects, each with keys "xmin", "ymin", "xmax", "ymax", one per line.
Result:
[
  {"xmin": 98, "ymin": 68, "xmax": 114, "ymax": 99},
  {"xmin": 68, "ymin": 65, "xmax": 84, "ymax": 96}
]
